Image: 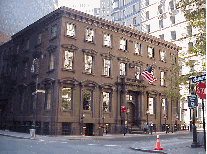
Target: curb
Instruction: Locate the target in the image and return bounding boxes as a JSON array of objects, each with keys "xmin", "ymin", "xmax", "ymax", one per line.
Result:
[
  {"xmin": 129, "ymin": 147, "xmax": 167, "ymax": 154},
  {"xmin": 0, "ymin": 133, "xmax": 33, "ymax": 140}
]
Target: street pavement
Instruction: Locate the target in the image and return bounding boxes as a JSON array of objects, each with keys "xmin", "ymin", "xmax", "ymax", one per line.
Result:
[{"xmin": 0, "ymin": 129, "xmax": 205, "ymax": 154}]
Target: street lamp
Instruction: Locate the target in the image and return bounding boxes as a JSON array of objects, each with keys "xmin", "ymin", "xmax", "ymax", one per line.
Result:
[
  {"xmin": 126, "ymin": 108, "xmax": 130, "ymax": 133},
  {"xmin": 102, "ymin": 113, "xmax": 105, "ymax": 134},
  {"xmin": 81, "ymin": 112, "xmax": 85, "ymax": 135},
  {"xmin": 189, "ymin": 75, "xmax": 199, "ymax": 148},
  {"xmin": 146, "ymin": 109, "xmax": 150, "ymax": 125},
  {"xmin": 164, "ymin": 114, "xmax": 167, "ymax": 134}
]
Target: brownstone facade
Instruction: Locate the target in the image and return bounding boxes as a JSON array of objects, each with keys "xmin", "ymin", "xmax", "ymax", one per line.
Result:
[{"xmin": 0, "ymin": 7, "xmax": 180, "ymax": 135}]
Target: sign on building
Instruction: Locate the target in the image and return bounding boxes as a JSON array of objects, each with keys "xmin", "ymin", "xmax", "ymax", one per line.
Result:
[{"xmin": 187, "ymin": 95, "xmax": 198, "ymax": 109}]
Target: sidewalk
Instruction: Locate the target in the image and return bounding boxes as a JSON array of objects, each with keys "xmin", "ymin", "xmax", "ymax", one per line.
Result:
[{"xmin": 0, "ymin": 129, "xmax": 191, "ymax": 141}]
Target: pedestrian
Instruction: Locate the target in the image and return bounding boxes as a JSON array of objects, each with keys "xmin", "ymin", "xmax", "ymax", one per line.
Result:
[
  {"xmin": 148, "ymin": 120, "xmax": 153, "ymax": 135},
  {"xmin": 143, "ymin": 122, "xmax": 148, "ymax": 134}
]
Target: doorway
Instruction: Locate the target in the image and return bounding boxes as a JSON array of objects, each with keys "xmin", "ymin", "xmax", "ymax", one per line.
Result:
[
  {"xmin": 127, "ymin": 102, "xmax": 135, "ymax": 124},
  {"xmin": 85, "ymin": 123, "xmax": 94, "ymax": 136}
]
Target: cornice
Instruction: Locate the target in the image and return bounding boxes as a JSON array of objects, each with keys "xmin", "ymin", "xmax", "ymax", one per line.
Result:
[
  {"xmin": 60, "ymin": 7, "xmax": 180, "ymax": 51},
  {"xmin": 82, "ymin": 48, "xmax": 98, "ymax": 55},
  {"xmin": 62, "ymin": 44, "xmax": 79, "ymax": 50}
]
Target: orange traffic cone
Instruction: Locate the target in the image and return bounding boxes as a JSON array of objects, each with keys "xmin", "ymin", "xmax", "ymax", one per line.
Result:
[{"xmin": 154, "ymin": 134, "xmax": 163, "ymax": 150}]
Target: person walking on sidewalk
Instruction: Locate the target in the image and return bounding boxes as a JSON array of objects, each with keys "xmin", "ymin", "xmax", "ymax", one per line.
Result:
[{"xmin": 148, "ymin": 120, "xmax": 153, "ymax": 135}]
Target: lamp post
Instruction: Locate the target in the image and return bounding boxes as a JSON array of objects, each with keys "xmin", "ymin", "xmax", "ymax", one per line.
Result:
[
  {"xmin": 146, "ymin": 109, "xmax": 150, "ymax": 125},
  {"xmin": 102, "ymin": 113, "xmax": 105, "ymax": 134},
  {"xmin": 164, "ymin": 114, "xmax": 167, "ymax": 134},
  {"xmin": 189, "ymin": 75, "xmax": 199, "ymax": 148},
  {"xmin": 126, "ymin": 108, "xmax": 130, "ymax": 133},
  {"xmin": 81, "ymin": 112, "xmax": 85, "ymax": 135}
]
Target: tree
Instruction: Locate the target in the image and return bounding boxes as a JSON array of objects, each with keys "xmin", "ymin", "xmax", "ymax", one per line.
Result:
[{"xmin": 177, "ymin": 0, "xmax": 206, "ymax": 73}]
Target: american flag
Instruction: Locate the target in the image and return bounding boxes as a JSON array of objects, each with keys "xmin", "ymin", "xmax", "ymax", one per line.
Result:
[{"xmin": 141, "ymin": 65, "xmax": 157, "ymax": 83}]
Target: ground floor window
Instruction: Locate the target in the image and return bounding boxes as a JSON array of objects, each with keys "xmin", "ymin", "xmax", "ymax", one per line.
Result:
[{"xmin": 62, "ymin": 122, "xmax": 71, "ymax": 135}]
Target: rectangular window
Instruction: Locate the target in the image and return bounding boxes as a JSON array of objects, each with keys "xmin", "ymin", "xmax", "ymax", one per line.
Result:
[
  {"xmin": 146, "ymin": 11, "xmax": 149, "ymax": 20},
  {"xmin": 126, "ymin": 94, "xmax": 133, "ymax": 101},
  {"xmin": 37, "ymin": 33, "xmax": 42, "ymax": 44},
  {"xmin": 187, "ymin": 26, "xmax": 192, "ymax": 35},
  {"xmin": 133, "ymin": 17, "xmax": 136, "ymax": 25},
  {"xmin": 158, "ymin": 5, "xmax": 162, "ymax": 14},
  {"xmin": 146, "ymin": 25, "xmax": 150, "ymax": 33},
  {"xmin": 171, "ymin": 54, "xmax": 176, "ymax": 64},
  {"xmin": 188, "ymin": 42, "xmax": 193, "ymax": 51},
  {"xmin": 64, "ymin": 51, "xmax": 73, "ymax": 70},
  {"xmin": 169, "ymin": 1, "xmax": 174, "ymax": 11},
  {"xmin": 120, "ymin": 38, "xmax": 127, "ymax": 50},
  {"xmin": 135, "ymin": 43, "xmax": 141, "ymax": 55},
  {"xmin": 162, "ymin": 98, "xmax": 166, "ymax": 114},
  {"xmin": 148, "ymin": 46, "xmax": 154, "ymax": 58},
  {"xmin": 149, "ymin": 97, "xmax": 153, "ymax": 114},
  {"xmin": 103, "ymin": 59, "xmax": 111, "ymax": 76},
  {"xmin": 62, "ymin": 87, "xmax": 72, "ymax": 110},
  {"xmin": 135, "ymin": 66, "xmax": 141, "ymax": 79},
  {"xmin": 85, "ymin": 28, "xmax": 94, "ymax": 42},
  {"xmin": 133, "ymin": 5, "xmax": 136, "ymax": 13},
  {"xmin": 160, "ymin": 50, "xmax": 166, "ymax": 62},
  {"xmin": 85, "ymin": 55, "xmax": 93, "ymax": 73},
  {"xmin": 66, "ymin": 23, "xmax": 75, "ymax": 37},
  {"xmin": 146, "ymin": 0, "xmax": 149, "ymax": 6},
  {"xmin": 160, "ymin": 71, "xmax": 166, "ymax": 86},
  {"xmin": 46, "ymin": 88, "xmax": 51, "ymax": 110},
  {"xmin": 170, "ymin": 16, "xmax": 175, "ymax": 24},
  {"xmin": 103, "ymin": 92, "xmax": 110, "ymax": 112},
  {"xmin": 171, "ymin": 31, "xmax": 176, "ymax": 40},
  {"xmin": 103, "ymin": 34, "xmax": 111, "ymax": 47},
  {"xmin": 160, "ymin": 34, "xmax": 164, "ymax": 40},
  {"xmin": 83, "ymin": 90, "xmax": 92, "ymax": 110},
  {"xmin": 49, "ymin": 52, "xmax": 54, "ymax": 70},
  {"xmin": 120, "ymin": 62, "xmax": 126, "ymax": 76},
  {"xmin": 159, "ymin": 20, "xmax": 163, "ymax": 28},
  {"xmin": 23, "ymin": 62, "xmax": 27, "ymax": 77},
  {"xmin": 51, "ymin": 25, "xmax": 57, "ymax": 38}
]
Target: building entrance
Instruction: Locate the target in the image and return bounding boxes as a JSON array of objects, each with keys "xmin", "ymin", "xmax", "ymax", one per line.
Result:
[
  {"xmin": 85, "ymin": 123, "xmax": 93, "ymax": 136},
  {"xmin": 127, "ymin": 102, "xmax": 135, "ymax": 124}
]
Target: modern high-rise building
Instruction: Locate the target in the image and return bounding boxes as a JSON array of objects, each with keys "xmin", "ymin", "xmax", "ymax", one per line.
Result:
[{"xmin": 0, "ymin": 0, "xmax": 58, "ymax": 42}]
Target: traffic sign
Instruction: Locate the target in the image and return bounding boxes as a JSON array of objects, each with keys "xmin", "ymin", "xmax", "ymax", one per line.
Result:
[
  {"xmin": 196, "ymin": 82, "xmax": 206, "ymax": 99},
  {"xmin": 121, "ymin": 106, "xmax": 126, "ymax": 112},
  {"xmin": 187, "ymin": 95, "xmax": 198, "ymax": 109},
  {"xmin": 191, "ymin": 74, "xmax": 206, "ymax": 84}
]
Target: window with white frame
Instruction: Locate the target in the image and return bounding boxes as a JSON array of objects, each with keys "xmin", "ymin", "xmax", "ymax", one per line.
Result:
[
  {"xmin": 171, "ymin": 54, "xmax": 176, "ymax": 64},
  {"xmin": 120, "ymin": 62, "xmax": 126, "ymax": 76},
  {"xmin": 160, "ymin": 50, "xmax": 166, "ymax": 62},
  {"xmin": 160, "ymin": 71, "xmax": 166, "ymax": 86},
  {"xmin": 135, "ymin": 43, "xmax": 141, "ymax": 55},
  {"xmin": 187, "ymin": 26, "xmax": 192, "ymax": 35},
  {"xmin": 85, "ymin": 55, "xmax": 93, "ymax": 73},
  {"xmin": 135, "ymin": 66, "xmax": 141, "ymax": 79},
  {"xmin": 49, "ymin": 52, "xmax": 55, "ymax": 70},
  {"xmin": 170, "ymin": 16, "xmax": 175, "ymax": 24},
  {"xmin": 188, "ymin": 42, "xmax": 193, "ymax": 51},
  {"xmin": 133, "ymin": 17, "xmax": 136, "ymax": 25},
  {"xmin": 103, "ymin": 59, "xmax": 111, "ymax": 76},
  {"xmin": 146, "ymin": 11, "xmax": 149, "ymax": 20},
  {"xmin": 66, "ymin": 23, "xmax": 75, "ymax": 37},
  {"xmin": 103, "ymin": 34, "xmax": 111, "ymax": 47},
  {"xmin": 51, "ymin": 25, "xmax": 57, "ymax": 38},
  {"xmin": 158, "ymin": 5, "xmax": 162, "ymax": 14},
  {"xmin": 62, "ymin": 87, "xmax": 72, "ymax": 110},
  {"xmin": 85, "ymin": 28, "xmax": 94, "ymax": 42},
  {"xmin": 146, "ymin": 0, "xmax": 149, "ymax": 6},
  {"xmin": 126, "ymin": 94, "xmax": 133, "ymax": 101},
  {"xmin": 146, "ymin": 25, "xmax": 150, "ymax": 33},
  {"xmin": 46, "ymin": 87, "xmax": 52, "ymax": 110},
  {"xmin": 162, "ymin": 98, "xmax": 166, "ymax": 114},
  {"xmin": 169, "ymin": 1, "xmax": 174, "ymax": 11},
  {"xmin": 148, "ymin": 97, "xmax": 154, "ymax": 114},
  {"xmin": 159, "ymin": 20, "xmax": 163, "ymax": 28},
  {"xmin": 120, "ymin": 38, "xmax": 127, "ymax": 50},
  {"xmin": 171, "ymin": 31, "xmax": 176, "ymax": 40},
  {"xmin": 103, "ymin": 92, "xmax": 110, "ymax": 112},
  {"xmin": 37, "ymin": 33, "xmax": 42, "ymax": 44},
  {"xmin": 148, "ymin": 46, "xmax": 154, "ymax": 58},
  {"xmin": 83, "ymin": 90, "xmax": 92, "ymax": 110},
  {"xmin": 160, "ymin": 34, "xmax": 164, "ymax": 40},
  {"xmin": 64, "ymin": 51, "xmax": 73, "ymax": 70}
]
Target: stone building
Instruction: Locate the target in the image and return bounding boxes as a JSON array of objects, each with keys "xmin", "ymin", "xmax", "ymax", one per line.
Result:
[{"xmin": 0, "ymin": 7, "xmax": 180, "ymax": 135}]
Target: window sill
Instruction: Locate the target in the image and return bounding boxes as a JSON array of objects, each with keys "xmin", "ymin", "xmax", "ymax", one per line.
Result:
[
  {"xmin": 35, "ymin": 43, "xmax": 42, "ymax": 48},
  {"xmin": 65, "ymin": 35, "xmax": 77, "ymax": 40},
  {"xmin": 134, "ymin": 53, "xmax": 142, "ymax": 56},
  {"xmin": 119, "ymin": 49, "xmax": 128, "ymax": 52},
  {"xmin": 62, "ymin": 109, "xmax": 71, "ymax": 112},
  {"xmin": 49, "ymin": 36, "xmax": 57, "ymax": 42},
  {"xmin": 148, "ymin": 57, "xmax": 155, "ymax": 60},
  {"xmin": 62, "ymin": 68, "xmax": 75, "ymax": 73},
  {"xmin": 101, "ymin": 75, "xmax": 113, "ymax": 79},
  {"xmin": 102, "ymin": 45, "xmax": 112, "ymax": 49},
  {"xmin": 82, "ymin": 72, "xmax": 95, "ymax": 76},
  {"xmin": 47, "ymin": 69, "xmax": 55, "ymax": 74},
  {"xmin": 160, "ymin": 60, "xmax": 166, "ymax": 63},
  {"xmin": 85, "ymin": 40, "xmax": 95, "ymax": 45},
  {"xmin": 160, "ymin": 85, "xmax": 167, "ymax": 88},
  {"xmin": 45, "ymin": 109, "xmax": 51, "ymax": 112}
]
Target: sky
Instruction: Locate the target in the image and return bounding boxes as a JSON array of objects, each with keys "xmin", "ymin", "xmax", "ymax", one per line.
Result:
[{"xmin": 58, "ymin": 0, "xmax": 100, "ymax": 12}]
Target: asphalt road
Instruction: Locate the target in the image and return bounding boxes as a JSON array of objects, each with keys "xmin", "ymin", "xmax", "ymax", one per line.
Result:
[{"xmin": 0, "ymin": 133, "xmax": 202, "ymax": 154}]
